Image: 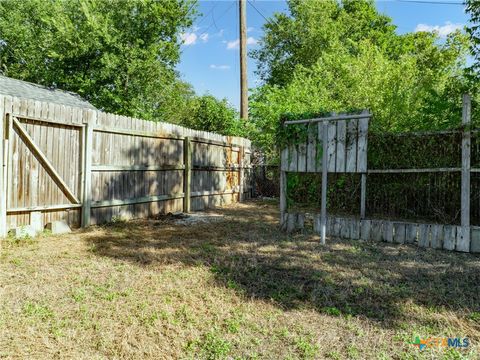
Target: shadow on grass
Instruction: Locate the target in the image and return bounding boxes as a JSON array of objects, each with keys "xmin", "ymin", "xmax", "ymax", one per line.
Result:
[{"xmin": 84, "ymin": 200, "xmax": 480, "ymax": 330}]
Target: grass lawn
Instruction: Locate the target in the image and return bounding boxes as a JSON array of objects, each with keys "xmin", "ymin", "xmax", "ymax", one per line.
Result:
[{"xmin": 1, "ymin": 200, "xmax": 479, "ymax": 359}]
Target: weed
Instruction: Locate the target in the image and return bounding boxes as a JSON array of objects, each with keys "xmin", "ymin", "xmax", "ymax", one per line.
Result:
[
  {"xmin": 326, "ymin": 351, "xmax": 341, "ymax": 359},
  {"xmin": 294, "ymin": 336, "xmax": 319, "ymax": 359},
  {"xmin": 322, "ymin": 307, "xmax": 341, "ymax": 316},
  {"xmin": 192, "ymin": 331, "xmax": 231, "ymax": 360},
  {"xmin": 346, "ymin": 345, "xmax": 359, "ymax": 359},
  {"xmin": 9, "ymin": 257, "xmax": 23, "ymax": 266},
  {"xmin": 23, "ymin": 301, "xmax": 54, "ymax": 320},
  {"xmin": 224, "ymin": 311, "xmax": 243, "ymax": 334},
  {"xmin": 5, "ymin": 231, "xmax": 37, "ymax": 247},
  {"xmin": 141, "ymin": 311, "xmax": 159, "ymax": 327},
  {"xmin": 71, "ymin": 288, "xmax": 87, "ymax": 303},
  {"xmin": 469, "ymin": 312, "xmax": 480, "ymax": 322}
]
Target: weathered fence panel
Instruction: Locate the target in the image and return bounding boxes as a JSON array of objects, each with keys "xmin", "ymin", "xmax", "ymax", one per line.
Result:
[
  {"xmin": 0, "ymin": 95, "xmax": 251, "ymax": 237},
  {"xmin": 281, "ymin": 116, "xmax": 369, "ymax": 175},
  {"xmin": 279, "ymin": 112, "xmax": 371, "ymax": 245}
]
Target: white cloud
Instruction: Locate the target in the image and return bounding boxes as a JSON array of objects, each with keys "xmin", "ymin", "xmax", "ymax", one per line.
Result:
[
  {"xmin": 181, "ymin": 32, "xmax": 197, "ymax": 46},
  {"xmin": 210, "ymin": 64, "xmax": 231, "ymax": 70},
  {"xmin": 200, "ymin": 33, "xmax": 209, "ymax": 42},
  {"xmin": 247, "ymin": 27, "xmax": 254, "ymax": 33},
  {"xmin": 226, "ymin": 37, "xmax": 257, "ymax": 50},
  {"xmin": 414, "ymin": 21, "xmax": 463, "ymax": 38},
  {"xmin": 226, "ymin": 39, "xmax": 239, "ymax": 49}
]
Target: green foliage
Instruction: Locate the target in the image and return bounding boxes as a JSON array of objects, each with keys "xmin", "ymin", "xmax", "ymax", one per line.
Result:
[
  {"xmin": 0, "ymin": 0, "xmax": 196, "ymax": 123},
  {"xmin": 191, "ymin": 330, "xmax": 231, "ymax": 360},
  {"xmin": 368, "ymin": 131, "xmax": 462, "ymax": 169},
  {"xmin": 181, "ymin": 95, "xmax": 243, "ymax": 136},
  {"xmin": 294, "ymin": 336, "xmax": 319, "ymax": 359},
  {"xmin": 322, "ymin": 306, "xmax": 341, "ymax": 316},
  {"xmin": 249, "ymin": 0, "xmax": 476, "ymax": 161},
  {"xmin": 466, "ymin": 0, "xmax": 480, "ymax": 76}
]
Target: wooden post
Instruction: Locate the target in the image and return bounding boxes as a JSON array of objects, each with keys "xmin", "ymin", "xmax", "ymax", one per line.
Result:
[
  {"xmin": 280, "ymin": 147, "xmax": 288, "ymax": 227},
  {"xmin": 81, "ymin": 117, "xmax": 93, "ymax": 227},
  {"xmin": 458, "ymin": 94, "xmax": 471, "ymax": 252},
  {"xmin": 239, "ymin": 146, "xmax": 244, "ymax": 201},
  {"xmin": 183, "ymin": 136, "xmax": 192, "ymax": 213},
  {"xmin": 320, "ymin": 121, "xmax": 328, "ymax": 245},
  {"xmin": 360, "ymin": 173, "xmax": 366, "ymax": 219},
  {"xmin": 0, "ymin": 112, "xmax": 6, "ymax": 238},
  {"xmin": 239, "ymin": 0, "xmax": 248, "ymax": 120},
  {"xmin": 359, "ymin": 109, "xmax": 369, "ymax": 220},
  {"xmin": 280, "ymin": 170, "xmax": 287, "ymax": 227}
]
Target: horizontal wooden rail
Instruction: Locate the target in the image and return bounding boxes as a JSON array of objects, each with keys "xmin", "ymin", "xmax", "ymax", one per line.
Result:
[
  {"xmin": 93, "ymin": 125, "xmax": 184, "ymax": 140},
  {"xmin": 11, "ymin": 113, "xmax": 85, "ymax": 128},
  {"xmin": 91, "ymin": 193, "xmax": 185, "ymax": 208},
  {"xmin": 191, "ymin": 188, "xmax": 240, "ymax": 197},
  {"xmin": 190, "ymin": 137, "xmax": 242, "ymax": 148},
  {"xmin": 284, "ymin": 113, "xmax": 372, "ymax": 125},
  {"xmin": 94, "ymin": 125, "xmax": 246, "ymax": 148},
  {"xmin": 91, "ymin": 188, "xmax": 248, "ymax": 208},
  {"xmin": 192, "ymin": 165, "xmax": 245, "ymax": 171},
  {"xmin": 258, "ymin": 166, "xmax": 480, "ymax": 173},
  {"xmin": 90, "ymin": 165, "xmax": 250, "ymax": 172},
  {"xmin": 92, "ymin": 165, "xmax": 185, "ymax": 171},
  {"xmin": 372, "ymin": 129, "xmax": 462, "ymax": 137},
  {"xmin": 368, "ymin": 167, "xmax": 461, "ymax": 174},
  {"xmin": 7, "ymin": 203, "xmax": 83, "ymax": 213}
]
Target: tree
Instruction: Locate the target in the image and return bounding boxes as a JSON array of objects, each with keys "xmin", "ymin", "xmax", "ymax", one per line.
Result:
[
  {"xmin": 466, "ymin": 0, "xmax": 480, "ymax": 76},
  {"xmin": 0, "ymin": 0, "xmax": 196, "ymax": 122},
  {"xmin": 181, "ymin": 95, "xmax": 243, "ymax": 136},
  {"xmin": 249, "ymin": 0, "xmax": 473, "ymax": 160},
  {"xmin": 251, "ymin": 0, "xmax": 397, "ymax": 86}
]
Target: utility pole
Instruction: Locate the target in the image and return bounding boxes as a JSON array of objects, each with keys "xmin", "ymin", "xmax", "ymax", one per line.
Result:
[{"xmin": 239, "ymin": 0, "xmax": 248, "ymax": 120}]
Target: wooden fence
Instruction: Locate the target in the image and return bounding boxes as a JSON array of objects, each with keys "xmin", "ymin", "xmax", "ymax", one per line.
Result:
[
  {"xmin": 280, "ymin": 95, "xmax": 480, "ymax": 253},
  {"xmin": 0, "ymin": 95, "xmax": 251, "ymax": 237}
]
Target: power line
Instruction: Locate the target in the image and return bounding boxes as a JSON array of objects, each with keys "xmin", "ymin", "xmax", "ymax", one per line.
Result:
[
  {"xmin": 395, "ymin": 0, "xmax": 465, "ymax": 5},
  {"xmin": 199, "ymin": 1, "xmax": 236, "ymax": 38},
  {"xmin": 194, "ymin": 1, "xmax": 219, "ymax": 29},
  {"xmin": 247, "ymin": 0, "xmax": 269, "ymax": 23},
  {"xmin": 181, "ymin": 1, "xmax": 235, "ymax": 53}
]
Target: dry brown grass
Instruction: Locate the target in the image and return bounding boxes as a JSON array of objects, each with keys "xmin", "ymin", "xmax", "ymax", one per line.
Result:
[{"xmin": 1, "ymin": 199, "xmax": 480, "ymax": 359}]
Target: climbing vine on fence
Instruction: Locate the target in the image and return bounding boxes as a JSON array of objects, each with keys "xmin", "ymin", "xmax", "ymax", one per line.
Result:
[{"xmin": 368, "ymin": 130, "xmax": 462, "ymax": 169}]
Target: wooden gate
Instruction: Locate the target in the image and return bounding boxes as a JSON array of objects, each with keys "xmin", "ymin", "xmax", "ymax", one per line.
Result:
[{"xmin": 5, "ymin": 112, "xmax": 83, "ymax": 230}]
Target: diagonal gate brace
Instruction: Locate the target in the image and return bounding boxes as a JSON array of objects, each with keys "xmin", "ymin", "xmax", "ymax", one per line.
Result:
[{"xmin": 12, "ymin": 116, "xmax": 80, "ymax": 205}]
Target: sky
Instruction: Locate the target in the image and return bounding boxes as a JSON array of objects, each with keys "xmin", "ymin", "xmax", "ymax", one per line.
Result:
[{"xmin": 176, "ymin": 0, "xmax": 471, "ymax": 110}]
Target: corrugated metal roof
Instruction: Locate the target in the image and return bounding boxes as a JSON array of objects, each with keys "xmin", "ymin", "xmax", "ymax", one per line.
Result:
[{"xmin": 0, "ymin": 75, "xmax": 97, "ymax": 109}]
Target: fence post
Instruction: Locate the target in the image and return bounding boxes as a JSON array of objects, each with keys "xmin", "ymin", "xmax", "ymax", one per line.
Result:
[
  {"xmin": 279, "ymin": 145, "xmax": 288, "ymax": 227},
  {"xmin": 239, "ymin": 146, "xmax": 245, "ymax": 201},
  {"xmin": 459, "ymin": 94, "xmax": 471, "ymax": 252},
  {"xmin": 359, "ymin": 109, "xmax": 369, "ymax": 220},
  {"xmin": 360, "ymin": 173, "xmax": 367, "ymax": 219},
  {"xmin": 320, "ymin": 121, "xmax": 328, "ymax": 245},
  {"xmin": 0, "ymin": 112, "xmax": 6, "ymax": 239},
  {"xmin": 81, "ymin": 114, "xmax": 94, "ymax": 227},
  {"xmin": 183, "ymin": 137, "xmax": 192, "ymax": 213}
]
